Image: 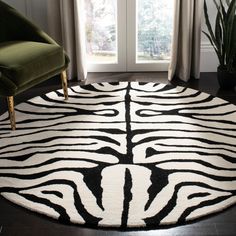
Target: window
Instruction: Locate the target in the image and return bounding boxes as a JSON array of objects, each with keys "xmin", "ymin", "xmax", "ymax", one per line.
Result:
[
  {"xmin": 137, "ymin": 0, "xmax": 173, "ymax": 62},
  {"xmin": 85, "ymin": 0, "xmax": 117, "ymax": 64},
  {"xmin": 85, "ymin": 0, "xmax": 174, "ymax": 72}
]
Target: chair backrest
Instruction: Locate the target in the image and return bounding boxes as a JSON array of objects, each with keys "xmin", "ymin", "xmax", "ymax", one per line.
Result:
[
  {"xmin": 0, "ymin": 1, "xmax": 43, "ymax": 43},
  {"xmin": 0, "ymin": 1, "xmax": 12, "ymax": 42}
]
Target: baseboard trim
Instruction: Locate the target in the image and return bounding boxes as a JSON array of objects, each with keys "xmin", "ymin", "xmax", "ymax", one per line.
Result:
[{"xmin": 201, "ymin": 42, "xmax": 214, "ymax": 52}]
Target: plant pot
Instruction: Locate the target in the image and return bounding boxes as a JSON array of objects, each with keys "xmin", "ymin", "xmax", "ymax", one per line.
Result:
[{"xmin": 217, "ymin": 67, "xmax": 236, "ymax": 89}]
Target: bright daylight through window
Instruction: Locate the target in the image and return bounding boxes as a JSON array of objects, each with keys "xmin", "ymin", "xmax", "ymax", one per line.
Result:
[
  {"xmin": 85, "ymin": 0, "xmax": 117, "ymax": 64},
  {"xmin": 137, "ymin": 0, "xmax": 173, "ymax": 62},
  {"xmin": 84, "ymin": 0, "xmax": 174, "ymax": 70}
]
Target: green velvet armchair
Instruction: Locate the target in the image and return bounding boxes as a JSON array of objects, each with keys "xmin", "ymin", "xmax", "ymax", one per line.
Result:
[{"xmin": 0, "ymin": 1, "xmax": 70, "ymax": 130}]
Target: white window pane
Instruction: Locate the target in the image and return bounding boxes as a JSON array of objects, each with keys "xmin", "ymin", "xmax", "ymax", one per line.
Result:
[
  {"xmin": 137, "ymin": 0, "xmax": 174, "ymax": 63},
  {"xmin": 85, "ymin": 0, "xmax": 117, "ymax": 64}
]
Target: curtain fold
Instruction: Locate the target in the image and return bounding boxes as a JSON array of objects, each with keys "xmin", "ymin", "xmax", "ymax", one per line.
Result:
[
  {"xmin": 47, "ymin": 0, "xmax": 87, "ymax": 81},
  {"xmin": 168, "ymin": 0, "xmax": 204, "ymax": 82}
]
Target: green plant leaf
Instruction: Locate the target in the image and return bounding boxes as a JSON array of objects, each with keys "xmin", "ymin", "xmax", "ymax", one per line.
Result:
[
  {"xmin": 226, "ymin": 0, "xmax": 236, "ymax": 22},
  {"xmin": 203, "ymin": 0, "xmax": 236, "ymax": 69},
  {"xmin": 215, "ymin": 11, "xmax": 223, "ymax": 56},
  {"xmin": 219, "ymin": 0, "xmax": 227, "ymax": 18},
  {"xmin": 225, "ymin": 0, "xmax": 236, "ymax": 64},
  {"xmin": 218, "ymin": 0, "xmax": 228, "ymax": 63},
  {"xmin": 227, "ymin": 16, "xmax": 236, "ymax": 70},
  {"xmin": 226, "ymin": 0, "xmax": 231, "ymax": 7},
  {"xmin": 213, "ymin": 0, "xmax": 220, "ymax": 9},
  {"xmin": 232, "ymin": 15, "xmax": 236, "ymax": 68},
  {"xmin": 203, "ymin": 31, "xmax": 223, "ymax": 65},
  {"xmin": 204, "ymin": 0, "xmax": 220, "ymax": 50}
]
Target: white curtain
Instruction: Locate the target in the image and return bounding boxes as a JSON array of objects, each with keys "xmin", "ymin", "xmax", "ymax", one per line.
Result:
[
  {"xmin": 168, "ymin": 0, "xmax": 204, "ymax": 82},
  {"xmin": 47, "ymin": 0, "xmax": 87, "ymax": 81}
]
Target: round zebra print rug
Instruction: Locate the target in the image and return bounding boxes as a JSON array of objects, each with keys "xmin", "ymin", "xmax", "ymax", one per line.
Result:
[{"xmin": 0, "ymin": 82, "xmax": 236, "ymax": 229}]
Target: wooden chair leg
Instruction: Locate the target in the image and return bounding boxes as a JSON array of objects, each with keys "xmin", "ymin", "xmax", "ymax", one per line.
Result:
[
  {"xmin": 7, "ymin": 96, "xmax": 16, "ymax": 131},
  {"xmin": 61, "ymin": 71, "xmax": 68, "ymax": 100}
]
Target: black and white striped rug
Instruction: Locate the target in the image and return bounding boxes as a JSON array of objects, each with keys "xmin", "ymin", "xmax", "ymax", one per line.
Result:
[{"xmin": 0, "ymin": 82, "xmax": 236, "ymax": 229}]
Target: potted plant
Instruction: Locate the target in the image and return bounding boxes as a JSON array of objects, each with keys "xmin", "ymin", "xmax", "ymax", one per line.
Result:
[{"xmin": 203, "ymin": 0, "xmax": 236, "ymax": 88}]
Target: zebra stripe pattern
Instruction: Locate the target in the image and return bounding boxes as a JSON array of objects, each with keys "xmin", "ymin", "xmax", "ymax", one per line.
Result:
[{"xmin": 0, "ymin": 82, "xmax": 236, "ymax": 229}]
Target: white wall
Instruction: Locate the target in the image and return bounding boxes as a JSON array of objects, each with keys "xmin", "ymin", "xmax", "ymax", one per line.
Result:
[{"xmin": 3, "ymin": 0, "xmax": 219, "ymax": 72}]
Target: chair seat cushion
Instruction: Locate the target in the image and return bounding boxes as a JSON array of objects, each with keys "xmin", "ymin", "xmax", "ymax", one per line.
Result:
[{"xmin": 0, "ymin": 41, "xmax": 65, "ymax": 89}]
